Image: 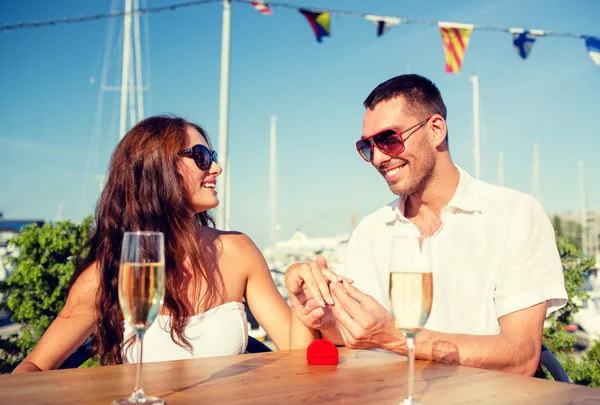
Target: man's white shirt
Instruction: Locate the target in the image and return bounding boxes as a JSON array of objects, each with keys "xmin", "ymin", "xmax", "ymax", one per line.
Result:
[{"xmin": 339, "ymin": 167, "xmax": 568, "ymax": 335}]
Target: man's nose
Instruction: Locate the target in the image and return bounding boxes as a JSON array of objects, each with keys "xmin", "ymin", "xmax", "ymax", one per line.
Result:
[{"xmin": 371, "ymin": 145, "xmax": 391, "ymax": 168}]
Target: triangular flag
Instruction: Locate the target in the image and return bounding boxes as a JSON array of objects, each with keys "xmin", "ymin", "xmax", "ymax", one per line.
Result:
[
  {"xmin": 438, "ymin": 22, "xmax": 474, "ymax": 74},
  {"xmin": 365, "ymin": 15, "xmax": 401, "ymax": 37},
  {"xmin": 584, "ymin": 36, "xmax": 600, "ymax": 67},
  {"xmin": 509, "ymin": 28, "xmax": 544, "ymax": 59},
  {"xmin": 299, "ymin": 9, "xmax": 330, "ymax": 43},
  {"xmin": 251, "ymin": 2, "xmax": 273, "ymax": 15}
]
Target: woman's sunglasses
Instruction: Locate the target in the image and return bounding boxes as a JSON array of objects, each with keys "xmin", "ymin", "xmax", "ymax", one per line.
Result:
[
  {"xmin": 178, "ymin": 144, "xmax": 218, "ymax": 171},
  {"xmin": 356, "ymin": 116, "xmax": 432, "ymax": 162}
]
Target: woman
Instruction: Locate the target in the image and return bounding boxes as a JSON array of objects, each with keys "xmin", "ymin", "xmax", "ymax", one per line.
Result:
[{"xmin": 13, "ymin": 115, "xmax": 292, "ymax": 372}]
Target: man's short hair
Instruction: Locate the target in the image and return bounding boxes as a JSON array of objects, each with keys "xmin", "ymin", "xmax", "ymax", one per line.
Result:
[{"xmin": 363, "ymin": 74, "xmax": 447, "ymax": 121}]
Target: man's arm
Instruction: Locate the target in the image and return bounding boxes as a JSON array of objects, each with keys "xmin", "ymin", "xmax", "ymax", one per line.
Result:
[
  {"xmin": 330, "ymin": 280, "xmax": 546, "ymax": 376},
  {"xmin": 412, "ymin": 302, "xmax": 546, "ymax": 375}
]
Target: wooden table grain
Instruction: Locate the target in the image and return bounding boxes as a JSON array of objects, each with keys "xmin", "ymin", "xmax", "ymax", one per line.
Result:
[{"xmin": 0, "ymin": 348, "xmax": 598, "ymax": 405}]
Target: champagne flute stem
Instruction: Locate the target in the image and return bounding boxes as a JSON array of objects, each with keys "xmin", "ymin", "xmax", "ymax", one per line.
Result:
[
  {"xmin": 134, "ymin": 330, "xmax": 145, "ymax": 399},
  {"xmin": 406, "ymin": 334, "xmax": 416, "ymax": 401}
]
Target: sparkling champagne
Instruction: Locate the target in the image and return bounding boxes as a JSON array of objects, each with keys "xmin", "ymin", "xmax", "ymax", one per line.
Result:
[
  {"xmin": 389, "ymin": 272, "xmax": 433, "ymax": 334},
  {"xmin": 118, "ymin": 262, "xmax": 165, "ymax": 331}
]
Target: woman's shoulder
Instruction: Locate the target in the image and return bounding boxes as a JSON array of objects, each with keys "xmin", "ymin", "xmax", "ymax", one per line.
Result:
[
  {"xmin": 202, "ymin": 227, "xmax": 257, "ymax": 251},
  {"xmin": 201, "ymin": 227, "xmax": 263, "ymax": 264},
  {"xmin": 61, "ymin": 261, "xmax": 101, "ymax": 316},
  {"xmin": 71, "ymin": 261, "xmax": 101, "ymax": 291}
]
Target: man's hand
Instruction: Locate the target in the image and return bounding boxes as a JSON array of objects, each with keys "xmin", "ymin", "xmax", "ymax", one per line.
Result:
[
  {"xmin": 285, "ymin": 256, "xmax": 352, "ymax": 331},
  {"xmin": 330, "ymin": 279, "xmax": 403, "ymax": 352}
]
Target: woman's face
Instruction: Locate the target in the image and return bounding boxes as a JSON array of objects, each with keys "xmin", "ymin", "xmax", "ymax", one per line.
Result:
[{"xmin": 178, "ymin": 126, "xmax": 222, "ymax": 214}]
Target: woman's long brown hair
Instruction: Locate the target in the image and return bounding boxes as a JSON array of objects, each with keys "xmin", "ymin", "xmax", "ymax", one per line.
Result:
[{"xmin": 72, "ymin": 115, "xmax": 223, "ymax": 365}]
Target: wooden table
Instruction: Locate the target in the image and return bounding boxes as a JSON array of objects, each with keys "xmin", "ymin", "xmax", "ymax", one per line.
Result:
[{"xmin": 1, "ymin": 348, "xmax": 598, "ymax": 404}]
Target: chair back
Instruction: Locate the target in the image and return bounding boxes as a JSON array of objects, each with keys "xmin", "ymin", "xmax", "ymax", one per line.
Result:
[
  {"xmin": 537, "ymin": 344, "xmax": 570, "ymax": 383},
  {"xmin": 246, "ymin": 336, "xmax": 272, "ymax": 353}
]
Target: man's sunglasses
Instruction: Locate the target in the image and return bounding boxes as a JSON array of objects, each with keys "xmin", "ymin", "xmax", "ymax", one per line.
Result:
[
  {"xmin": 178, "ymin": 144, "xmax": 218, "ymax": 171},
  {"xmin": 356, "ymin": 116, "xmax": 432, "ymax": 162}
]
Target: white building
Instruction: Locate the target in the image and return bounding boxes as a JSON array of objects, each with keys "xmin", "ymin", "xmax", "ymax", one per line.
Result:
[
  {"xmin": 555, "ymin": 209, "xmax": 600, "ymax": 263},
  {"xmin": 0, "ymin": 212, "xmax": 44, "ymax": 282}
]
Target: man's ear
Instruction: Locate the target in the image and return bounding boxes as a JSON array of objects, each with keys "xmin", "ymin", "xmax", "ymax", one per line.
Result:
[{"xmin": 430, "ymin": 115, "xmax": 448, "ymax": 149}]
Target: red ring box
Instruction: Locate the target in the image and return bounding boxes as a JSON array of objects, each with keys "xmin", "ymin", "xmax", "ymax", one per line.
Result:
[{"xmin": 306, "ymin": 339, "xmax": 339, "ymax": 365}]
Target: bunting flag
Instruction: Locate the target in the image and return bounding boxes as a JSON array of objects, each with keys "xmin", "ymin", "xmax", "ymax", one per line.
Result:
[
  {"xmin": 3, "ymin": 0, "xmax": 597, "ymax": 72},
  {"xmin": 584, "ymin": 36, "xmax": 600, "ymax": 67},
  {"xmin": 438, "ymin": 22, "xmax": 473, "ymax": 73},
  {"xmin": 299, "ymin": 9, "xmax": 331, "ymax": 43},
  {"xmin": 365, "ymin": 15, "xmax": 401, "ymax": 37},
  {"xmin": 251, "ymin": 2, "xmax": 273, "ymax": 15},
  {"xmin": 510, "ymin": 28, "xmax": 544, "ymax": 59}
]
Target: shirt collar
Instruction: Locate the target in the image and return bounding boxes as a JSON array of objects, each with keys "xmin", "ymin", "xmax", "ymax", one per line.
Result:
[
  {"xmin": 446, "ymin": 166, "xmax": 482, "ymax": 213},
  {"xmin": 384, "ymin": 166, "xmax": 482, "ymax": 224}
]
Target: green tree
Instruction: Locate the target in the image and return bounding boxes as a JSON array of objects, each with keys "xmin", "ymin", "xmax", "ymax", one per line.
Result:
[
  {"xmin": 542, "ymin": 236, "xmax": 599, "ymax": 387},
  {"xmin": 552, "ymin": 215, "xmax": 583, "ymax": 251},
  {"xmin": 552, "ymin": 215, "xmax": 563, "ymax": 239},
  {"xmin": 0, "ymin": 217, "xmax": 92, "ymax": 373}
]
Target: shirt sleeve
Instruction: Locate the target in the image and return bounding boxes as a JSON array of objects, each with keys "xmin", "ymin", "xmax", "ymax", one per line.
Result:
[{"xmin": 493, "ymin": 196, "xmax": 568, "ymax": 319}]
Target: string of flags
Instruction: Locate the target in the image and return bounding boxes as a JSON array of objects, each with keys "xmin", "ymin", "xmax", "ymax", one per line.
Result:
[
  {"xmin": 246, "ymin": 0, "xmax": 600, "ymax": 73},
  {"xmin": 3, "ymin": 0, "xmax": 599, "ymax": 73}
]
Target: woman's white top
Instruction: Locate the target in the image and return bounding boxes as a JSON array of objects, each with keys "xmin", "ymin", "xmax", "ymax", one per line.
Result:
[{"xmin": 124, "ymin": 301, "xmax": 248, "ymax": 363}]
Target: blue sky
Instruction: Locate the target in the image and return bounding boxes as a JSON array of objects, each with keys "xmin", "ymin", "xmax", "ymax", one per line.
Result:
[{"xmin": 1, "ymin": 0, "xmax": 599, "ymax": 248}]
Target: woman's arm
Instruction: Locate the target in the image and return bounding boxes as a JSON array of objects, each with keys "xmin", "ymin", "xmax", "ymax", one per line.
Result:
[
  {"xmin": 12, "ymin": 263, "xmax": 99, "ymax": 373},
  {"xmin": 225, "ymin": 233, "xmax": 291, "ymax": 351},
  {"xmin": 290, "ymin": 307, "xmax": 321, "ymax": 349}
]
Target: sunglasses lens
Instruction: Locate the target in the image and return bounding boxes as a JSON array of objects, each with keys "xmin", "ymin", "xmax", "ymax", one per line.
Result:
[
  {"xmin": 374, "ymin": 130, "xmax": 404, "ymax": 155},
  {"xmin": 356, "ymin": 140, "xmax": 372, "ymax": 161},
  {"xmin": 192, "ymin": 145, "xmax": 212, "ymax": 170}
]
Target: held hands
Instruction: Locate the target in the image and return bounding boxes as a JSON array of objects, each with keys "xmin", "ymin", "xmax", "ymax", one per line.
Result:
[
  {"xmin": 285, "ymin": 257, "xmax": 402, "ymax": 352},
  {"xmin": 329, "ymin": 279, "xmax": 402, "ymax": 352},
  {"xmin": 285, "ymin": 256, "xmax": 352, "ymax": 331}
]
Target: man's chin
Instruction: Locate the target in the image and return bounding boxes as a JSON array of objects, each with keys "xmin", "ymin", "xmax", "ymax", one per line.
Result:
[{"xmin": 387, "ymin": 180, "xmax": 408, "ymax": 196}]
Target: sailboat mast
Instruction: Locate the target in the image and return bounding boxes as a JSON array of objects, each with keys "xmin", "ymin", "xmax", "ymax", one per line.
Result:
[
  {"xmin": 133, "ymin": 0, "xmax": 144, "ymax": 120},
  {"xmin": 119, "ymin": 0, "xmax": 133, "ymax": 139},
  {"xmin": 498, "ymin": 151, "xmax": 504, "ymax": 186},
  {"xmin": 269, "ymin": 115, "xmax": 277, "ymax": 245},
  {"xmin": 226, "ymin": 159, "xmax": 231, "ymax": 231},
  {"xmin": 470, "ymin": 74, "xmax": 481, "ymax": 180},
  {"xmin": 350, "ymin": 177, "xmax": 357, "ymax": 231},
  {"xmin": 128, "ymin": 52, "xmax": 137, "ymax": 125},
  {"xmin": 579, "ymin": 161, "xmax": 588, "ymax": 257},
  {"xmin": 217, "ymin": 0, "xmax": 232, "ymax": 230},
  {"xmin": 532, "ymin": 141, "xmax": 540, "ymax": 200}
]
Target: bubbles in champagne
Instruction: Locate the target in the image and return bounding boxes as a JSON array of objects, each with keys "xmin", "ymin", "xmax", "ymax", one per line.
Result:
[
  {"xmin": 389, "ymin": 272, "xmax": 433, "ymax": 334},
  {"xmin": 118, "ymin": 263, "xmax": 165, "ymax": 331}
]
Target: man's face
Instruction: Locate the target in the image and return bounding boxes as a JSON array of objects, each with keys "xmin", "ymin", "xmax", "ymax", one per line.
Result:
[{"xmin": 362, "ymin": 96, "xmax": 435, "ymax": 196}]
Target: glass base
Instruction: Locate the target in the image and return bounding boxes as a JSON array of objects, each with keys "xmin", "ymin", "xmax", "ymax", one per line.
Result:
[
  {"xmin": 112, "ymin": 395, "xmax": 165, "ymax": 404},
  {"xmin": 400, "ymin": 398, "xmax": 419, "ymax": 405}
]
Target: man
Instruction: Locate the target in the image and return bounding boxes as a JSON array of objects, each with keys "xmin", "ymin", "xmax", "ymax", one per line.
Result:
[{"xmin": 285, "ymin": 74, "xmax": 568, "ymax": 376}]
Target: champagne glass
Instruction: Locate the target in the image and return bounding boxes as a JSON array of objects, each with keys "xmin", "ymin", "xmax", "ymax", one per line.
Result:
[
  {"xmin": 113, "ymin": 232, "xmax": 166, "ymax": 405},
  {"xmin": 388, "ymin": 235, "xmax": 434, "ymax": 405}
]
